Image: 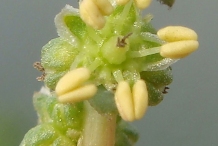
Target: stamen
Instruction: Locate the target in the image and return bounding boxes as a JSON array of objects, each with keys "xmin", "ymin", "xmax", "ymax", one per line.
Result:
[
  {"xmin": 141, "ymin": 32, "xmax": 165, "ymax": 44},
  {"xmin": 116, "ymin": 0, "xmax": 130, "ymax": 5},
  {"xmin": 113, "ymin": 69, "xmax": 124, "ymax": 82},
  {"xmin": 160, "ymin": 40, "xmax": 199, "ymax": 59},
  {"xmin": 55, "ymin": 68, "xmax": 97, "ymax": 103},
  {"xmin": 157, "ymin": 26, "xmax": 198, "ymax": 42},
  {"xmin": 128, "ymin": 47, "xmax": 160, "ymax": 58},
  {"xmin": 79, "ymin": 0, "xmax": 105, "ymax": 29},
  {"xmin": 117, "ymin": 1, "xmax": 132, "ymax": 31},
  {"xmin": 115, "ymin": 81, "xmax": 135, "ymax": 121},
  {"xmin": 143, "ymin": 58, "xmax": 179, "ymax": 71},
  {"xmin": 70, "ymin": 53, "xmax": 84, "ymax": 69},
  {"xmin": 132, "ymin": 80, "xmax": 148, "ymax": 120},
  {"xmin": 87, "ymin": 26, "xmax": 103, "ymax": 43},
  {"xmin": 58, "ymin": 84, "xmax": 97, "ymax": 103},
  {"xmin": 92, "ymin": 0, "xmax": 114, "ymax": 15},
  {"xmin": 56, "ymin": 68, "xmax": 91, "ymax": 96},
  {"xmin": 88, "ymin": 58, "xmax": 102, "ymax": 72},
  {"xmin": 134, "ymin": 0, "xmax": 152, "ymax": 9},
  {"xmin": 115, "ymin": 80, "xmax": 148, "ymax": 121}
]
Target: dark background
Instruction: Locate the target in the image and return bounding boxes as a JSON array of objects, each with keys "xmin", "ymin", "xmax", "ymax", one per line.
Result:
[{"xmin": 1, "ymin": 0, "xmax": 218, "ymax": 145}]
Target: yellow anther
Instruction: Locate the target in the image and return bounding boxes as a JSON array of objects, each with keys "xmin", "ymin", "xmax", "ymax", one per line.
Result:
[
  {"xmin": 134, "ymin": 0, "xmax": 152, "ymax": 9},
  {"xmin": 58, "ymin": 84, "xmax": 97, "ymax": 103},
  {"xmin": 92, "ymin": 0, "xmax": 114, "ymax": 15},
  {"xmin": 115, "ymin": 81, "xmax": 135, "ymax": 121},
  {"xmin": 79, "ymin": 0, "xmax": 106, "ymax": 29},
  {"xmin": 116, "ymin": 0, "xmax": 151, "ymax": 9},
  {"xmin": 116, "ymin": 0, "xmax": 130, "ymax": 5},
  {"xmin": 132, "ymin": 80, "xmax": 148, "ymax": 120},
  {"xmin": 55, "ymin": 68, "xmax": 97, "ymax": 103},
  {"xmin": 56, "ymin": 68, "xmax": 91, "ymax": 96},
  {"xmin": 157, "ymin": 26, "xmax": 198, "ymax": 42},
  {"xmin": 115, "ymin": 80, "xmax": 148, "ymax": 121},
  {"xmin": 160, "ymin": 40, "xmax": 199, "ymax": 59}
]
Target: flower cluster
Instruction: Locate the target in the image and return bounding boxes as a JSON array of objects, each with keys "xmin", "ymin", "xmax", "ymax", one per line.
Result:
[
  {"xmin": 35, "ymin": 0, "xmax": 199, "ymax": 122},
  {"xmin": 21, "ymin": 0, "xmax": 199, "ymax": 145},
  {"xmin": 42, "ymin": 0, "xmax": 198, "ymax": 121}
]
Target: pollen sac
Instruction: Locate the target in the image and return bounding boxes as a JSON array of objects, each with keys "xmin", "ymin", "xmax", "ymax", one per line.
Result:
[
  {"xmin": 132, "ymin": 80, "xmax": 148, "ymax": 120},
  {"xmin": 116, "ymin": 0, "xmax": 130, "ymax": 5},
  {"xmin": 160, "ymin": 40, "xmax": 199, "ymax": 59},
  {"xmin": 79, "ymin": 0, "xmax": 106, "ymax": 29},
  {"xmin": 157, "ymin": 26, "xmax": 199, "ymax": 59},
  {"xmin": 115, "ymin": 80, "xmax": 148, "ymax": 121},
  {"xmin": 116, "ymin": 0, "xmax": 151, "ymax": 9},
  {"xmin": 55, "ymin": 68, "xmax": 91, "ymax": 96},
  {"xmin": 79, "ymin": 0, "xmax": 114, "ymax": 30},
  {"xmin": 115, "ymin": 81, "xmax": 135, "ymax": 121},
  {"xmin": 92, "ymin": 0, "xmax": 114, "ymax": 15},
  {"xmin": 157, "ymin": 26, "xmax": 198, "ymax": 42},
  {"xmin": 134, "ymin": 0, "xmax": 152, "ymax": 9},
  {"xmin": 58, "ymin": 84, "xmax": 97, "ymax": 103},
  {"xmin": 55, "ymin": 68, "xmax": 97, "ymax": 103}
]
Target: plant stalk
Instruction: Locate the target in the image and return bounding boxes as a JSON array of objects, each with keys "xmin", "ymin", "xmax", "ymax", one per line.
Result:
[{"xmin": 78, "ymin": 101, "xmax": 117, "ymax": 146}]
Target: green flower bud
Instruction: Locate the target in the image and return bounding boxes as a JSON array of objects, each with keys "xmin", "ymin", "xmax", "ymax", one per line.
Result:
[
  {"xmin": 33, "ymin": 91, "xmax": 84, "ymax": 131},
  {"xmin": 41, "ymin": 37, "xmax": 78, "ymax": 71},
  {"xmin": 140, "ymin": 67, "xmax": 173, "ymax": 88},
  {"xmin": 146, "ymin": 82, "xmax": 164, "ymax": 106},
  {"xmin": 20, "ymin": 123, "xmax": 78, "ymax": 146}
]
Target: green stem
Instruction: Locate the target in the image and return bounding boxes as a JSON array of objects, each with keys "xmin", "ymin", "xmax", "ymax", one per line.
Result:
[{"xmin": 78, "ymin": 101, "xmax": 117, "ymax": 146}]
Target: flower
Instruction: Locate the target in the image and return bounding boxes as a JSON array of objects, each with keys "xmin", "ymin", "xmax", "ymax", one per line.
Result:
[
  {"xmin": 39, "ymin": 0, "xmax": 198, "ymax": 122},
  {"xmin": 22, "ymin": 1, "xmax": 199, "ymax": 145}
]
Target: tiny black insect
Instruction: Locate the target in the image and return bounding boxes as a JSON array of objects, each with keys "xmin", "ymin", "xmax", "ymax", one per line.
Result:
[
  {"xmin": 157, "ymin": 0, "xmax": 175, "ymax": 8},
  {"xmin": 162, "ymin": 86, "xmax": 169, "ymax": 94}
]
